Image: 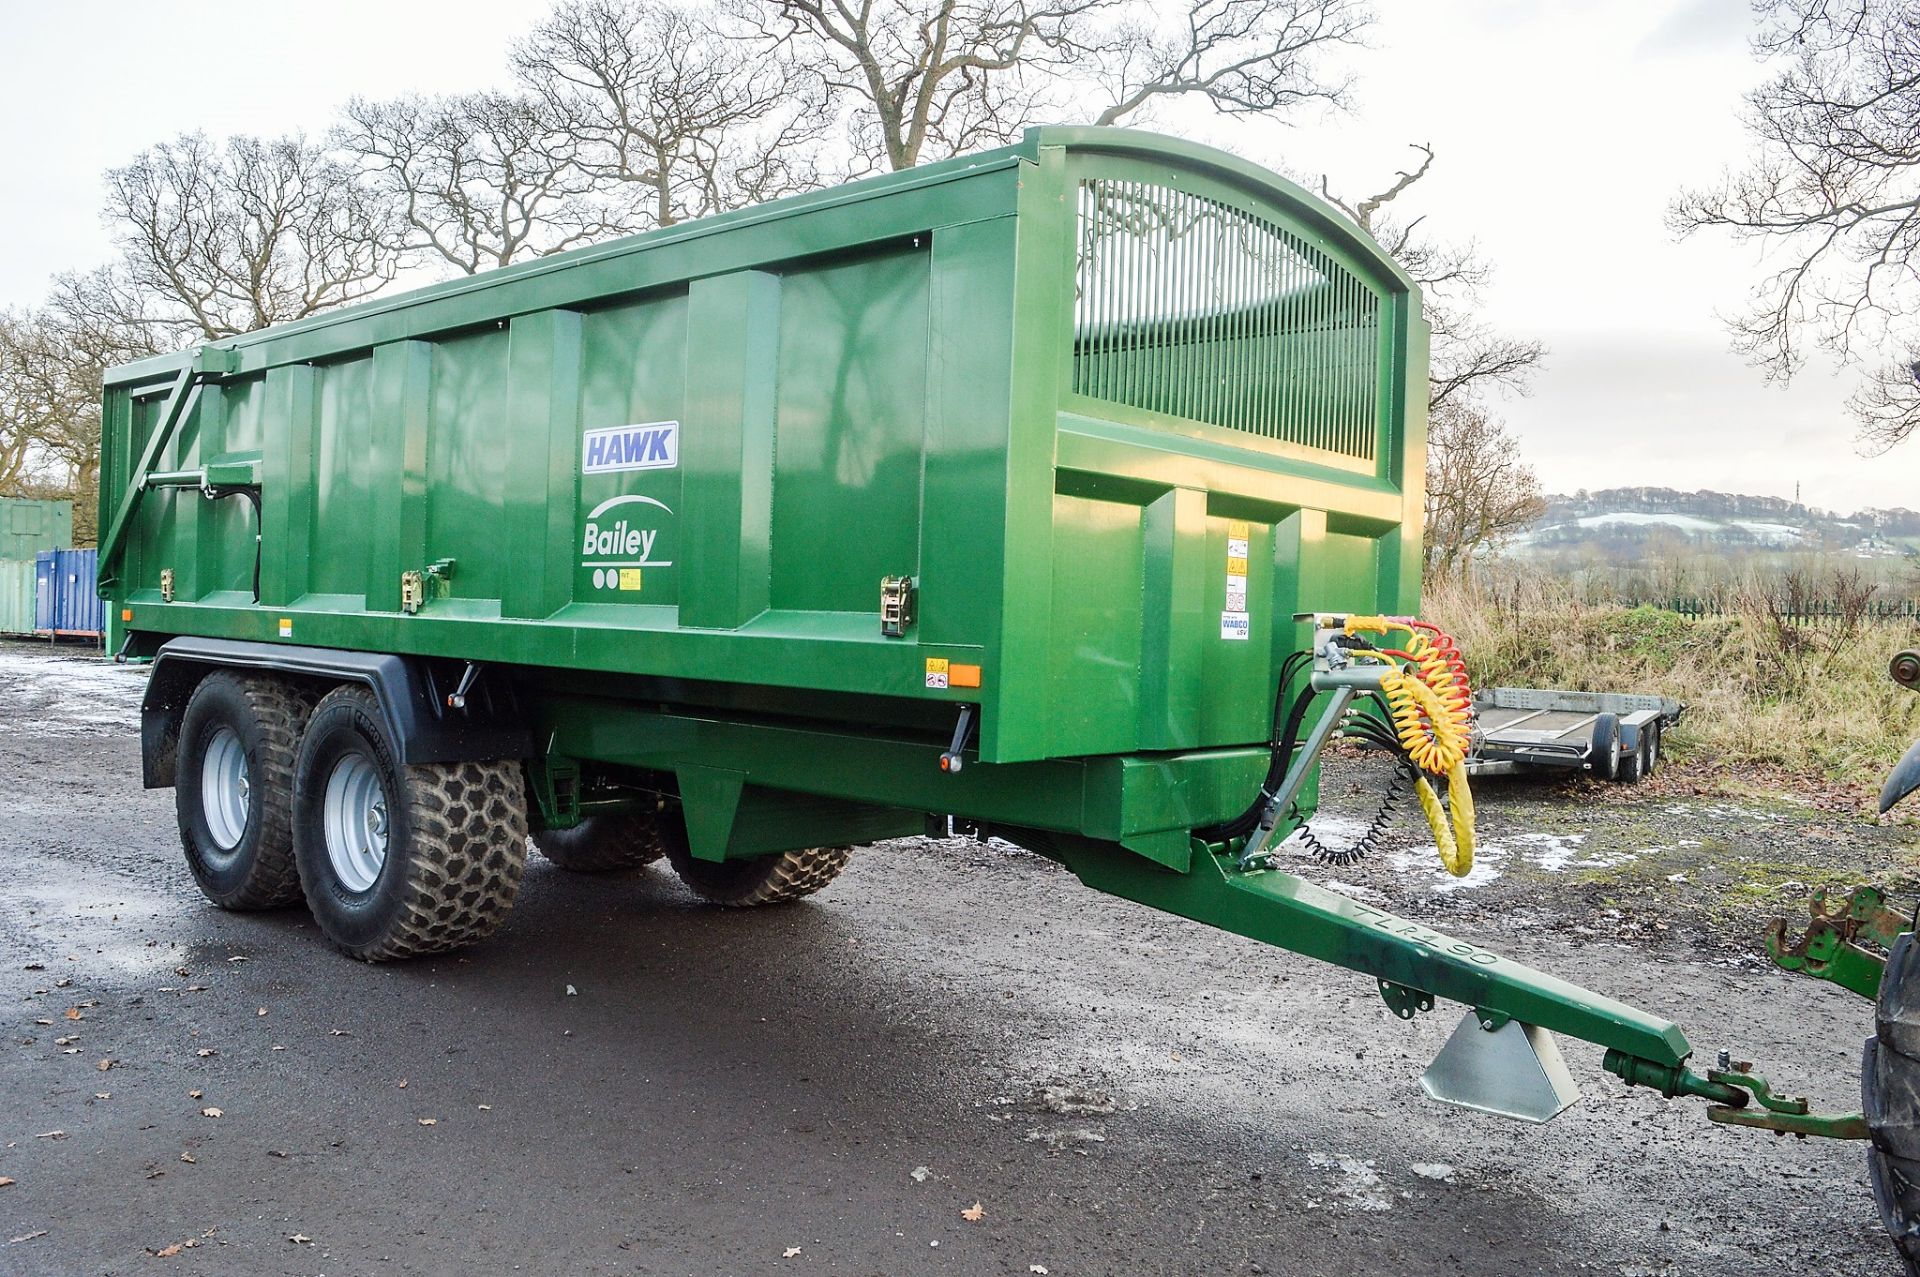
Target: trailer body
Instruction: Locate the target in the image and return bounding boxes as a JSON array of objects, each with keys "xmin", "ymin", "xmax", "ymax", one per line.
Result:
[{"xmin": 101, "ymin": 127, "xmax": 1425, "ymax": 868}]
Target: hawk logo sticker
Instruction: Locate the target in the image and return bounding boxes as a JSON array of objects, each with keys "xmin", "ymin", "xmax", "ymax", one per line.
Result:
[{"xmin": 582, "ymin": 421, "xmax": 678, "ymax": 475}]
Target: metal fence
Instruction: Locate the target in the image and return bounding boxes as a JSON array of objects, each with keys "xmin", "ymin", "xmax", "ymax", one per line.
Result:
[{"xmin": 1651, "ymin": 596, "xmax": 1920, "ymax": 624}]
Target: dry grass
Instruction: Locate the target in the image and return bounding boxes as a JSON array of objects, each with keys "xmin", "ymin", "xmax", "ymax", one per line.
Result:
[{"xmin": 1424, "ymin": 568, "xmax": 1920, "ymax": 786}]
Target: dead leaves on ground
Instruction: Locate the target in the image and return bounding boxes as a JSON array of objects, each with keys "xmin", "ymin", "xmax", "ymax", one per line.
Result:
[{"xmin": 960, "ymin": 1202, "xmax": 985, "ymax": 1222}]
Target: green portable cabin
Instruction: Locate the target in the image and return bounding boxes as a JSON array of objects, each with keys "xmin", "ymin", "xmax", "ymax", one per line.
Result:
[{"xmin": 0, "ymin": 497, "xmax": 72, "ymax": 560}]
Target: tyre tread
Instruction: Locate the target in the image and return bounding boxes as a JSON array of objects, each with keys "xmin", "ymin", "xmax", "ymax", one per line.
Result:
[
  {"xmin": 179, "ymin": 673, "xmax": 311, "ymax": 910},
  {"xmin": 670, "ymin": 844, "xmax": 851, "ymax": 908}
]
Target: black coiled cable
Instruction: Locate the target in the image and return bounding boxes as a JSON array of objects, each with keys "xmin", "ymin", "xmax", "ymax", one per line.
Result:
[
  {"xmin": 1278, "ymin": 695, "xmax": 1410, "ymax": 868},
  {"xmin": 1294, "ymin": 751, "xmax": 1413, "ymax": 867}
]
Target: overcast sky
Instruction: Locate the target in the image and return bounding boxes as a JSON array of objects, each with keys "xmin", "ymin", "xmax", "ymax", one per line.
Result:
[{"xmin": 0, "ymin": 0, "xmax": 1909, "ymax": 510}]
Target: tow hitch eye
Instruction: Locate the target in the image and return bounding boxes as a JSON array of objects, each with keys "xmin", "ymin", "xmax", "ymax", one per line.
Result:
[{"xmin": 1603, "ymin": 1049, "xmax": 1868, "ymax": 1140}]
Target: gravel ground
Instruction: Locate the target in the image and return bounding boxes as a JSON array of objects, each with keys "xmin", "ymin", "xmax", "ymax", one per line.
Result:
[{"xmin": 0, "ymin": 640, "xmax": 1913, "ymax": 1276}]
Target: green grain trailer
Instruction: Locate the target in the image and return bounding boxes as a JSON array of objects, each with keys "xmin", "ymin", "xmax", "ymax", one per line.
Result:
[{"xmin": 94, "ymin": 127, "xmax": 1920, "ymax": 1269}]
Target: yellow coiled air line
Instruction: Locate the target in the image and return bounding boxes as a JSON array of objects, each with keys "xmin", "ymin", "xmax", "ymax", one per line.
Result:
[{"xmin": 1342, "ymin": 616, "xmax": 1477, "ymax": 877}]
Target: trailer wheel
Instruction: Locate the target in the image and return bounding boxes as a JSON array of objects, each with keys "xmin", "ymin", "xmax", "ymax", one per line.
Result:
[
  {"xmin": 532, "ymin": 809, "xmax": 666, "ymax": 873},
  {"xmin": 292, "ymin": 686, "xmax": 527, "ymax": 961},
  {"xmin": 1642, "ymin": 722, "xmax": 1662, "ymax": 776},
  {"xmin": 1617, "ymin": 730, "xmax": 1646, "ymax": 783},
  {"xmin": 174, "ymin": 672, "xmax": 310, "ymax": 910},
  {"xmin": 1590, "ymin": 713, "xmax": 1621, "ymax": 781},
  {"xmin": 661, "ymin": 818, "xmax": 850, "ymax": 907},
  {"xmin": 1868, "ymin": 931, "xmax": 1920, "ymax": 1275}
]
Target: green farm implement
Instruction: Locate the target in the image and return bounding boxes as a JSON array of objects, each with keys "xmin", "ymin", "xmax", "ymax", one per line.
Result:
[{"xmin": 93, "ymin": 127, "xmax": 1920, "ymax": 1269}]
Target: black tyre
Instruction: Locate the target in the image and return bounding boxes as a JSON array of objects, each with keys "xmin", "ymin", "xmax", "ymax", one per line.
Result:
[
  {"xmin": 1869, "ymin": 931, "xmax": 1920, "ymax": 1275},
  {"xmin": 532, "ymin": 808, "xmax": 666, "ymax": 873},
  {"xmin": 1617, "ymin": 727, "xmax": 1646, "ymax": 783},
  {"xmin": 292, "ymin": 686, "xmax": 527, "ymax": 961},
  {"xmin": 174, "ymin": 672, "xmax": 310, "ymax": 910},
  {"xmin": 1642, "ymin": 721, "xmax": 1662, "ymax": 776},
  {"xmin": 660, "ymin": 813, "xmax": 850, "ymax": 907},
  {"xmin": 1589, "ymin": 713, "xmax": 1621, "ymax": 781}
]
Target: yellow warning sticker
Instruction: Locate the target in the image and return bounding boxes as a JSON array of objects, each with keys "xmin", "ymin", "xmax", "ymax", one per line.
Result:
[
  {"xmin": 1226, "ymin": 555, "xmax": 1249, "ymax": 576},
  {"xmin": 925, "ymin": 658, "xmax": 950, "ymax": 690},
  {"xmin": 278, "ymin": 618, "xmax": 293, "ymax": 638},
  {"xmin": 1228, "ymin": 520, "xmax": 1250, "ymax": 539},
  {"xmin": 617, "ymin": 568, "xmax": 643, "ymax": 591}
]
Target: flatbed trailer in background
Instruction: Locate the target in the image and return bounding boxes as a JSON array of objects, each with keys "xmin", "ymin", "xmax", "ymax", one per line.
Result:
[{"xmin": 1467, "ymin": 686, "xmax": 1684, "ymax": 783}]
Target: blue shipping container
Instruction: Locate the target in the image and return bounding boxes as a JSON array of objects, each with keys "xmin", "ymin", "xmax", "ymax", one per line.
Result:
[{"xmin": 36, "ymin": 548, "xmax": 104, "ymax": 640}]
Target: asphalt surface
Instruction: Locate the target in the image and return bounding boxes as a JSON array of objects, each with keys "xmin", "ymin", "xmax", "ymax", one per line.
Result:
[{"xmin": 0, "ymin": 641, "xmax": 1903, "ymax": 1276}]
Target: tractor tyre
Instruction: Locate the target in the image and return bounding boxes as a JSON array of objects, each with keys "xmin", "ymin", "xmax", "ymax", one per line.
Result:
[
  {"xmin": 174, "ymin": 672, "xmax": 311, "ymax": 911},
  {"xmin": 1868, "ymin": 930, "xmax": 1920, "ymax": 1275},
  {"xmin": 532, "ymin": 808, "xmax": 667, "ymax": 873},
  {"xmin": 292, "ymin": 686, "xmax": 527, "ymax": 961},
  {"xmin": 659, "ymin": 810, "xmax": 850, "ymax": 907}
]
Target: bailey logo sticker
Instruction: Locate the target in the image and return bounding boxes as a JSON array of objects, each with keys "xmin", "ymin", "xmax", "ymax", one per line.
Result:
[
  {"xmin": 581, "ymin": 493, "xmax": 673, "ymax": 593},
  {"xmin": 582, "ymin": 421, "xmax": 678, "ymax": 475}
]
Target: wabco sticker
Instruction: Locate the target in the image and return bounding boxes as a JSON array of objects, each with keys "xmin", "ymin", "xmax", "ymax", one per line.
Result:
[
  {"xmin": 1221, "ymin": 611, "xmax": 1250, "ymax": 641},
  {"xmin": 582, "ymin": 421, "xmax": 679, "ymax": 474}
]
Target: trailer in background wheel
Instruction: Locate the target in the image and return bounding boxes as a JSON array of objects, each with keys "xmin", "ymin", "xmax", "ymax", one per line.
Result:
[{"xmin": 1466, "ymin": 687, "xmax": 1684, "ymax": 784}]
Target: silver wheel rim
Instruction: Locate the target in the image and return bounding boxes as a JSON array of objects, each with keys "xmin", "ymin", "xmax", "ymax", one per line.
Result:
[
  {"xmin": 1646, "ymin": 730, "xmax": 1658, "ymax": 771},
  {"xmin": 200, "ymin": 726, "xmax": 250, "ymax": 851},
  {"xmin": 323, "ymin": 751, "xmax": 389, "ymax": 893}
]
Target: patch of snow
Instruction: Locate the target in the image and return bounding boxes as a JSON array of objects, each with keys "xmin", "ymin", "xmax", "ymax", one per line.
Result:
[
  {"xmin": 1386, "ymin": 842, "xmax": 1506, "ymax": 892},
  {"xmin": 0, "ymin": 651, "xmax": 146, "ymax": 737},
  {"xmin": 1729, "ymin": 520, "xmax": 1806, "ymax": 544},
  {"xmin": 1574, "ymin": 512, "xmax": 1721, "ymax": 533},
  {"xmin": 1410, "ymin": 1163, "xmax": 1456, "ymax": 1183},
  {"xmin": 1305, "ymin": 1153, "xmax": 1393, "ymax": 1212}
]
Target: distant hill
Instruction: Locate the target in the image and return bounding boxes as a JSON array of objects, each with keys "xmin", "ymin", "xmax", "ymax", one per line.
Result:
[{"xmin": 1516, "ymin": 487, "xmax": 1920, "ymax": 559}]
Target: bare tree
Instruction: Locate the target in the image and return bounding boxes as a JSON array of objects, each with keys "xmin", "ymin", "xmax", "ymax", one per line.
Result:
[
  {"xmin": 752, "ymin": 0, "xmax": 1370, "ymax": 172},
  {"xmin": 1090, "ymin": 0, "xmax": 1369, "ymax": 127},
  {"xmin": 1321, "ymin": 143, "xmax": 1544, "ymax": 409},
  {"xmin": 749, "ymin": 0, "xmax": 1107, "ymax": 171},
  {"xmin": 336, "ymin": 91, "xmax": 633, "ymax": 275},
  {"xmin": 1670, "ymin": 0, "xmax": 1920, "ymax": 451},
  {"xmin": 0, "ymin": 288, "xmax": 166, "ymax": 543},
  {"xmin": 514, "ymin": 1, "xmax": 828, "ymax": 228},
  {"xmin": 103, "ymin": 132, "xmax": 401, "ymax": 339},
  {"xmin": 1423, "ymin": 399, "xmax": 1546, "ymax": 578}
]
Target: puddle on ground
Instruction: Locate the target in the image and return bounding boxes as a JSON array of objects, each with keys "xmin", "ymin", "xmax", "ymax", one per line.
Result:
[{"xmin": 11, "ymin": 874, "xmax": 186, "ymax": 977}]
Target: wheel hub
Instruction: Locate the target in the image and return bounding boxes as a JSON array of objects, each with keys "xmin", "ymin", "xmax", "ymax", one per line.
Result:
[
  {"xmin": 199, "ymin": 726, "xmax": 251, "ymax": 852},
  {"xmin": 323, "ymin": 751, "xmax": 390, "ymax": 893}
]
